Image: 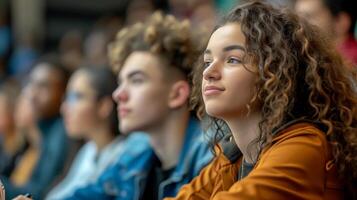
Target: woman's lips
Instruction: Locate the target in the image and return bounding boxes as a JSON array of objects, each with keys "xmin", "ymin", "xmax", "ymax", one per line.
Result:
[{"xmin": 203, "ymin": 85, "xmax": 225, "ymax": 96}]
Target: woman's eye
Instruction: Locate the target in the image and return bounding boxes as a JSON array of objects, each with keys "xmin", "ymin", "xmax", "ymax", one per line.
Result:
[{"xmin": 227, "ymin": 57, "xmax": 241, "ymax": 64}]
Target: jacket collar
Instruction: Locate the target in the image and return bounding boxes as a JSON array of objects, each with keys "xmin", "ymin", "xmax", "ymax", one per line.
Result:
[
  {"xmin": 120, "ymin": 116, "xmax": 204, "ymax": 181},
  {"xmin": 221, "ymin": 118, "xmax": 325, "ymax": 163},
  {"xmin": 167, "ymin": 116, "xmax": 203, "ymax": 180}
]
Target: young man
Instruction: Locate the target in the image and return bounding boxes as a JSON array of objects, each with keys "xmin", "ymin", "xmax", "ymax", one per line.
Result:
[
  {"xmin": 60, "ymin": 12, "xmax": 213, "ymax": 200},
  {"xmin": 295, "ymin": 0, "xmax": 357, "ymax": 66}
]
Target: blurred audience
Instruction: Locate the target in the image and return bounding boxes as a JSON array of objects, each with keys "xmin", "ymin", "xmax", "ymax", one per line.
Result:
[
  {"xmin": 295, "ymin": 0, "xmax": 357, "ymax": 67},
  {"xmin": 0, "ymin": 10, "xmax": 11, "ymax": 81},
  {"xmin": 8, "ymin": 33, "xmax": 40, "ymax": 82},
  {"xmin": 58, "ymin": 30, "xmax": 84, "ymax": 73},
  {"xmin": 82, "ymin": 30, "xmax": 110, "ymax": 67},
  {"xmin": 0, "ymin": 55, "xmax": 71, "ymax": 199},
  {"xmin": 190, "ymin": 0, "xmax": 217, "ymax": 32},
  {"xmin": 124, "ymin": 0, "xmax": 169, "ymax": 25},
  {"xmin": 82, "ymin": 16, "xmax": 122, "ymax": 68},
  {"xmin": 45, "ymin": 66, "xmax": 124, "ymax": 199}
]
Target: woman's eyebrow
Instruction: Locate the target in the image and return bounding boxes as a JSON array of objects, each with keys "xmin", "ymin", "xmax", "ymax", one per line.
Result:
[
  {"xmin": 223, "ymin": 44, "xmax": 245, "ymax": 52},
  {"xmin": 204, "ymin": 45, "xmax": 245, "ymax": 55}
]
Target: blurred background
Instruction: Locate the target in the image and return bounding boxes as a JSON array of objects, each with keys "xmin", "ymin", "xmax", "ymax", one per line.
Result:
[
  {"xmin": 0, "ymin": 0, "xmax": 299, "ymax": 83},
  {"xmin": 0, "ymin": 0, "xmax": 356, "ymax": 199}
]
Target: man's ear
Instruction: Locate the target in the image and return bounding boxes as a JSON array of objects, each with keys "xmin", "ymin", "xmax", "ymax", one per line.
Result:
[
  {"xmin": 167, "ymin": 80, "xmax": 190, "ymax": 109},
  {"xmin": 97, "ymin": 97, "xmax": 114, "ymax": 119}
]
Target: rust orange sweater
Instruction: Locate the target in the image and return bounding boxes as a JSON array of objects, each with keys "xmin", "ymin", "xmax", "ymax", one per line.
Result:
[{"xmin": 166, "ymin": 122, "xmax": 344, "ymax": 200}]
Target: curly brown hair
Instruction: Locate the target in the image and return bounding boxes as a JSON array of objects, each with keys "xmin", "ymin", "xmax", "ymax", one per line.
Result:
[
  {"xmin": 191, "ymin": 0, "xmax": 357, "ymax": 196},
  {"xmin": 108, "ymin": 12, "xmax": 208, "ymax": 88}
]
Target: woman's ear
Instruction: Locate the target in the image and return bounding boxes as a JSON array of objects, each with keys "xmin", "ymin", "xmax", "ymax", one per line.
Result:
[
  {"xmin": 97, "ymin": 97, "xmax": 114, "ymax": 119},
  {"xmin": 168, "ymin": 80, "xmax": 190, "ymax": 109}
]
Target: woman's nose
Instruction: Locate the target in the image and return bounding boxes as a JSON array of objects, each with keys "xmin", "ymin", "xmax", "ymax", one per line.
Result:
[{"xmin": 203, "ymin": 61, "xmax": 221, "ymax": 81}]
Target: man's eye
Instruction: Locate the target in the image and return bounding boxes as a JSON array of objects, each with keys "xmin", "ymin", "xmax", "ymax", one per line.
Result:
[
  {"xmin": 131, "ymin": 78, "xmax": 144, "ymax": 84},
  {"xmin": 203, "ymin": 61, "xmax": 211, "ymax": 68}
]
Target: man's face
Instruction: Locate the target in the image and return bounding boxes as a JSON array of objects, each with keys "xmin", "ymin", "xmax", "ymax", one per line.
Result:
[
  {"xmin": 112, "ymin": 51, "xmax": 172, "ymax": 134},
  {"xmin": 28, "ymin": 64, "xmax": 65, "ymax": 119},
  {"xmin": 295, "ymin": 0, "xmax": 335, "ymax": 36}
]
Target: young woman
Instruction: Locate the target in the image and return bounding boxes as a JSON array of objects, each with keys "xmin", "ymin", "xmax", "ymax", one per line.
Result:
[
  {"xmin": 45, "ymin": 66, "xmax": 123, "ymax": 199},
  {"xmin": 167, "ymin": 1, "xmax": 357, "ymax": 200}
]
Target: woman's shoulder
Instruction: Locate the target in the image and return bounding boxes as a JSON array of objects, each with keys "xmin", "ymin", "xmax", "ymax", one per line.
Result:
[
  {"xmin": 259, "ymin": 121, "xmax": 330, "ymax": 167},
  {"xmin": 271, "ymin": 121, "xmax": 327, "ymax": 147}
]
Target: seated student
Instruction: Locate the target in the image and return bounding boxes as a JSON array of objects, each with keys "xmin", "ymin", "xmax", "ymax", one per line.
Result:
[
  {"xmin": 167, "ymin": 1, "xmax": 357, "ymax": 200},
  {"xmin": 1, "ymin": 56, "xmax": 72, "ymax": 199},
  {"xmin": 45, "ymin": 67, "xmax": 125, "ymax": 199},
  {"xmin": 56, "ymin": 12, "xmax": 213, "ymax": 200}
]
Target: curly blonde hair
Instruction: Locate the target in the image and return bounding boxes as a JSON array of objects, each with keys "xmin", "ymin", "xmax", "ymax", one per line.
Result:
[
  {"xmin": 108, "ymin": 12, "xmax": 208, "ymax": 87},
  {"xmin": 191, "ymin": 1, "xmax": 357, "ymax": 197}
]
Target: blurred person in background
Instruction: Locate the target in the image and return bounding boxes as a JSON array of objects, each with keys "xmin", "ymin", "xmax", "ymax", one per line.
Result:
[
  {"xmin": 82, "ymin": 29, "xmax": 110, "ymax": 67},
  {"xmin": 0, "ymin": 55, "xmax": 71, "ymax": 199},
  {"xmin": 8, "ymin": 33, "xmax": 40, "ymax": 82},
  {"xmin": 124, "ymin": 0, "xmax": 169, "ymax": 25},
  {"xmin": 58, "ymin": 30, "xmax": 84, "ymax": 73},
  {"xmin": 82, "ymin": 16, "xmax": 124, "ymax": 68},
  {"xmin": 295, "ymin": 0, "xmax": 357, "ymax": 67},
  {"xmin": 190, "ymin": 0, "xmax": 217, "ymax": 32},
  {"xmin": 56, "ymin": 12, "xmax": 213, "ymax": 200},
  {"xmin": 45, "ymin": 66, "xmax": 124, "ymax": 199},
  {"xmin": 0, "ymin": 79, "xmax": 25, "ymax": 177}
]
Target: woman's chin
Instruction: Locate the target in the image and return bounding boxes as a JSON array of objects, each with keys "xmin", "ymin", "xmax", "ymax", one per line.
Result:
[{"xmin": 205, "ymin": 107, "xmax": 225, "ymax": 119}]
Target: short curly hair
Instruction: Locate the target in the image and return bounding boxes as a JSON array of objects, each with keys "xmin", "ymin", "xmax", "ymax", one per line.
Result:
[{"xmin": 108, "ymin": 12, "xmax": 208, "ymax": 87}]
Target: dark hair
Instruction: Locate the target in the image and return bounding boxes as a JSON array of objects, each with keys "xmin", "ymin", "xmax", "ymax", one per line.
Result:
[
  {"xmin": 191, "ymin": 0, "xmax": 357, "ymax": 196},
  {"xmin": 34, "ymin": 54, "xmax": 71, "ymax": 88},
  {"xmin": 78, "ymin": 66, "xmax": 120, "ymax": 136},
  {"xmin": 323, "ymin": 0, "xmax": 357, "ymax": 34}
]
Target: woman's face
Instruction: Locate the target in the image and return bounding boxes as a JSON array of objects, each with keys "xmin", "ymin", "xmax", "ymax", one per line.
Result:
[
  {"xmin": 202, "ymin": 23, "xmax": 257, "ymax": 120},
  {"xmin": 61, "ymin": 71, "xmax": 100, "ymax": 139}
]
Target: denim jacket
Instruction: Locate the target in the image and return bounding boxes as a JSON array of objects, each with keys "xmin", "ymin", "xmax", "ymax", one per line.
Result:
[{"xmin": 65, "ymin": 117, "xmax": 213, "ymax": 200}]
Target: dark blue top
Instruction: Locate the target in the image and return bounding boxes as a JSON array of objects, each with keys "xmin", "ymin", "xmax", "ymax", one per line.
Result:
[{"xmin": 1, "ymin": 116, "xmax": 70, "ymax": 200}]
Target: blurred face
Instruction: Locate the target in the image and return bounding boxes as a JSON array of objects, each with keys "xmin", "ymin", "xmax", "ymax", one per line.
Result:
[
  {"xmin": 61, "ymin": 71, "xmax": 100, "ymax": 139},
  {"xmin": 126, "ymin": 0, "xmax": 155, "ymax": 25},
  {"xmin": 112, "ymin": 51, "xmax": 171, "ymax": 134},
  {"xmin": 202, "ymin": 23, "xmax": 257, "ymax": 120},
  {"xmin": 295, "ymin": 0, "xmax": 334, "ymax": 36},
  {"xmin": 28, "ymin": 64, "xmax": 65, "ymax": 119}
]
